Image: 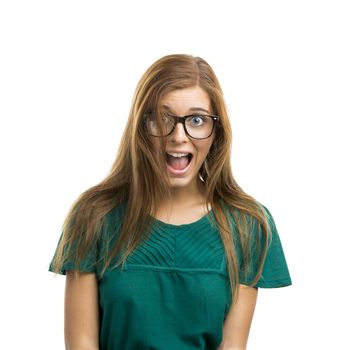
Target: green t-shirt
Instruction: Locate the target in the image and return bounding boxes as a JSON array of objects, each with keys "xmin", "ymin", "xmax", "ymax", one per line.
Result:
[{"xmin": 48, "ymin": 204, "xmax": 292, "ymax": 350}]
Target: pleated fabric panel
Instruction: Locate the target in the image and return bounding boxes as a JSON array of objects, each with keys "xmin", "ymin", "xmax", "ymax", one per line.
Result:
[
  {"xmin": 126, "ymin": 214, "xmax": 224, "ymax": 271},
  {"xmin": 126, "ymin": 228, "xmax": 176, "ymax": 267}
]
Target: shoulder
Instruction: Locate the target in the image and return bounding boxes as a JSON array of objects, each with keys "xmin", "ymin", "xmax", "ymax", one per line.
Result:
[
  {"xmin": 98, "ymin": 202, "xmax": 127, "ymax": 244},
  {"xmin": 104, "ymin": 201, "xmax": 127, "ymax": 225},
  {"xmin": 221, "ymin": 201, "xmax": 278, "ymax": 248},
  {"xmin": 221, "ymin": 200, "xmax": 273, "ymax": 226}
]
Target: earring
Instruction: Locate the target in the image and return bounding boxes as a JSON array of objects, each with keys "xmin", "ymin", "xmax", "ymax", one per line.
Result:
[
  {"xmin": 204, "ymin": 159, "xmax": 210, "ymax": 177},
  {"xmin": 199, "ymin": 159, "xmax": 209, "ymax": 182}
]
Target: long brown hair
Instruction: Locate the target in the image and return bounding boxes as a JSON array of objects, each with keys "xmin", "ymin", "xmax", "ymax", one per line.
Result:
[{"xmin": 50, "ymin": 54, "xmax": 272, "ymax": 304}]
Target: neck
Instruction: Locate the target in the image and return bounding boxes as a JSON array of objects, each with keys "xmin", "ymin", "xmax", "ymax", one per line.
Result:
[{"xmin": 158, "ymin": 179, "xmax": 208, "ymax": 211}]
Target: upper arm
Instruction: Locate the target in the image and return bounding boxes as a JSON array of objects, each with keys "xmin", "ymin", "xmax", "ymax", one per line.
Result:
[
  {"xmin": 64, "ymin": 271, "xmax": 100, "ymax": 350},
  {"xmin": 218, "ymin": 284, "xmax": 258, "ymax": 350}
]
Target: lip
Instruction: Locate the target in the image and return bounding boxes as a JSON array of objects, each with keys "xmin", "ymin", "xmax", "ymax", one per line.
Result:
[
  {"xmin": 166, "ymin": 153, "xmax": 193, "ymax": 175},
  {"xmin": 166, "ymin": 150, "xmax": 192, "ymax": 154}
]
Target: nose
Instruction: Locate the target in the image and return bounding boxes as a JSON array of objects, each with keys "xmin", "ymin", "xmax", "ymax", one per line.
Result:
[{"xmin": 169, "ymin": 121, "xmax": 189, "ymax": 143}]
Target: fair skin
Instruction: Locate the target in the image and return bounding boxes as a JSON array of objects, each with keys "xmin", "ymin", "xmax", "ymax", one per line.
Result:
[
  {"xmin": 65, "ymin": 271, "xmax": 99, "ymax": 350},
  {"xmin": 218, "ymin": 285, "xmax": 258, "ymax": 350},
  {"xmin": 152, "ymin": 86, "xmax": 215, "ymax": 223},
  {"xmin": 64, "ymin": 86, "xmax": 258, "ymax": 349}
]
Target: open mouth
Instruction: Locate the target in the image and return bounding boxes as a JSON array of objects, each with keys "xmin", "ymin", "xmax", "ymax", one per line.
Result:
[{"xmin": 166, "ymin": 152, "xmax": 193, "ymax": 172}]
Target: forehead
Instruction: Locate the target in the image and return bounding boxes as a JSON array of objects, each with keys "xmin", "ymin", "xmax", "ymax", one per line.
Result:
[{"xmin": 159, "ymin": 86, "xmax": 211, "ymax": 114}]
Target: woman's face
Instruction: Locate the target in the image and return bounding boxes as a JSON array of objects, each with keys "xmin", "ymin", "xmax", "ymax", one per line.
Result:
[{"xmin": 153, "ymin": 86, "xmax": 215, "ymax": 192}]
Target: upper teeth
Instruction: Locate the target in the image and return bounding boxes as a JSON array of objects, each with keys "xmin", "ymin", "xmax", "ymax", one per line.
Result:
[{"xmin": 167, "ymin": 152, "xmax": 189, "ymax": 158}]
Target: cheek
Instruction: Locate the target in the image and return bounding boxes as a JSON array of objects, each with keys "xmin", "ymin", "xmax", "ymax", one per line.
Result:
[
  {"xmin": 196, "ymin": 140, "xmax": 214, "ymax": 161},
  {"xmin": 203, "ymin": 136, "xmax": 215, "ymax": 155}
]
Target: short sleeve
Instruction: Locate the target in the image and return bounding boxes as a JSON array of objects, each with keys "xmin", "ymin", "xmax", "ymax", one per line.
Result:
[
  {"xmin": 48, "ymin": 204, "xmax": 126, "ymax": 277},
  {"xmin": 48, "ymin": 231, "xmax": 100, "ymax": 275},
  {"xmin": 239, "ymin": 206, "xmax": 292, "ymax": 288}
]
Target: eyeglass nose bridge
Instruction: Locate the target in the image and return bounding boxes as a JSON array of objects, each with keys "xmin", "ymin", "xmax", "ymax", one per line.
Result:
[{"xmin": 169, "ymin": 115, "xmax": 190, "ymax": 136}]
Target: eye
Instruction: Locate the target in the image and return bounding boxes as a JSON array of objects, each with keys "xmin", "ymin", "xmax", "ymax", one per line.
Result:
[
  {"xmin": 190, "ymin": 115, "xmax": 205, "ymax": 126},
  {"xmin": 160, "ymin": 113, "xmax": 174, "ymax": 124}
]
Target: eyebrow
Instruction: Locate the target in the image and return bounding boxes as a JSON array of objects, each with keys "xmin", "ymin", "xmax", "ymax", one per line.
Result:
[
  {"xmin": 189, "ymin": 107, "xmax": 210, "ymax": 113},
  {"xmin": 162, "ymin": 105, "xmax": 210, "ymax": 114}
]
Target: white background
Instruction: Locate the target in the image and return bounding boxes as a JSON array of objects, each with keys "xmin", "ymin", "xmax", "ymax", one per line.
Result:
[{"xmin": 1, "ymin": 0, "xmax": 349, "ymax": 349}]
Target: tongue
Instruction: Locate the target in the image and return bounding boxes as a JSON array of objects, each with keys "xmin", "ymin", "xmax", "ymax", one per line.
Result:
[{"xmin": 167, "ymin": 155, "xmax": 189, "ymax": 170}]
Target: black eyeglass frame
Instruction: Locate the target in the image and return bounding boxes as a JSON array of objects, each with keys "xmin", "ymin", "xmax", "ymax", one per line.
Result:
[{"xmin": 143, "ymin": 113, "xmax": 220, "ymax": 140}]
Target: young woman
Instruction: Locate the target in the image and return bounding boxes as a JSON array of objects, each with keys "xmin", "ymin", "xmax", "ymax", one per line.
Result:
[{"xmin": 49, "ymin": 54, "xmax": 292, "ymax": 350}]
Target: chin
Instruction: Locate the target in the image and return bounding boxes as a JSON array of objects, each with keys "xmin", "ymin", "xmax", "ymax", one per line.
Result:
[
  {"xmin": 168, "ymin": 176, "xmax": 198, "ymax": 190},
  {"xmin": 169, "ymin": 179, "xmax": 190, "ymax": 188}
]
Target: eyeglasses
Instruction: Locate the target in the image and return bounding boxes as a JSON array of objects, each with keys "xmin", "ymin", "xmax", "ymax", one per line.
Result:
[{"xmin": 143, "ymin": 112, "xmax": 220, "ymax": 139}]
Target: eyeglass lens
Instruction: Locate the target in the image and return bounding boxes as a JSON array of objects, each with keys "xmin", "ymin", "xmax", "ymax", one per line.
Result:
[{"xmin": 146, "ymin": 113, "xmax": 214, "ymax": 139}]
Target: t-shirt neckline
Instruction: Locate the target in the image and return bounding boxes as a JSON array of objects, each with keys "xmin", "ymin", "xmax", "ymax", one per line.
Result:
[{"xmin": 150, "ymin": 209, "xmax": 213, "ymax": 230}]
